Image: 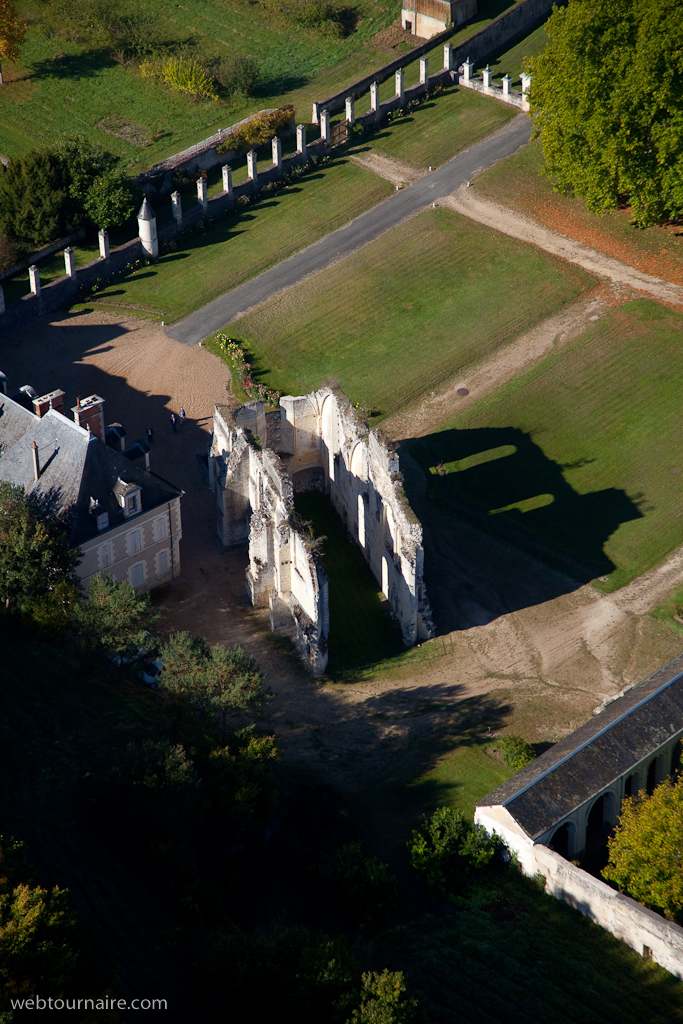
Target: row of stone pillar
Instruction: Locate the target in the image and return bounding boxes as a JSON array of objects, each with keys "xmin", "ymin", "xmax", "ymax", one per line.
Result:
[
  {"xmin": 0, "ymin": 227, "xmax": 112, "ymax": 312},
  {"xmin": 313, "ymin": 46, "xmax": 532, "ymax": 130}
]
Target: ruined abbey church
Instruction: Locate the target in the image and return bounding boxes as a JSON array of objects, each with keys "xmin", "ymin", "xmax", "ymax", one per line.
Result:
[{"xmin": 208, "ymin": 387, "xmax": 434, "ymax": 672}]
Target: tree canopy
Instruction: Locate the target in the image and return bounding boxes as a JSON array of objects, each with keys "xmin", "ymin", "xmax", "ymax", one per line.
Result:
[
  {"xmin": 604, "ymin": 776, "xmax": 683, "ymax": 919},
  {"xmin": 0, "ymin": 482, "xmax": 79, "ymax": 610},
  {"xmin": 525, "ymin": 0, "xmax": 683, "ymax": 226},
  {"xmin": 0, "ymin": 0, "xmax": 25, "ymax": 66}
]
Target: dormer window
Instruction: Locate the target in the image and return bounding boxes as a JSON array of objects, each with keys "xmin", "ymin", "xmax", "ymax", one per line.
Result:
[
  {"xmin": 113, "ymin": 477, "xmax": 142, "ymax": 519},
  {"xmin": 90, "ymin": 496, "xmax": 109, "ymax": 532}
]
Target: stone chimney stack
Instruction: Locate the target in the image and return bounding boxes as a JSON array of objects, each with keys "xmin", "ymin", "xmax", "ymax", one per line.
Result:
[
  {"xmin": 33, "ymin": 389, "xmax": 66, "ymax": 418},
  {"xmin": 72, "ymin": 394, "xmax": 105, "ymax": 439}
]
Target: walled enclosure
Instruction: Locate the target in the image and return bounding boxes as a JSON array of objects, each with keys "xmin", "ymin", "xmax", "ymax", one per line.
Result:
[{"xmin": 209, "ymin": 388, "xmax": 434, "ymax": 672}]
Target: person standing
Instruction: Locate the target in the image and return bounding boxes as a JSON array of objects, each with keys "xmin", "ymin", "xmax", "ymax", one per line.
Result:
[
  {"xmin": 147, "ymin": 427, "xmax": 154, "ymax": 445},
  {"xmin": 179, "ymin": 407, "xmax": 186, "ymax": 427},
  {"xmin": 170, "ymin": 413, "xmax": 177, "ymax": 433}
]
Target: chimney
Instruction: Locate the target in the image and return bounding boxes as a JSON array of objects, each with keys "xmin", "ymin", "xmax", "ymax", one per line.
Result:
[
  {"xmin": 72, "ymin": 394, "xmax": 105, "ymax": 439},
  {"xmin": 32, "ymin": 440, "xmax": 39, "ymax": 481},
  {"xmin": 33, "ymin": 388, "xmax": 66, "ymax": 419}
]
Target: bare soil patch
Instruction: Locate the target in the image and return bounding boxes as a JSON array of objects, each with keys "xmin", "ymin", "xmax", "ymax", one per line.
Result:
[
  {"xmin": 370, "ymin": 20, "xmax": 423, "ymax": 54},
  {"xmin": 350, "ymin": 150, "xmax": 425, "ymax": 186}
]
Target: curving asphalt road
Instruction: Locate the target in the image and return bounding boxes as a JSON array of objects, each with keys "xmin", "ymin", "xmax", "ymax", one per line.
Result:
[{"xmin": 166, "ymin": 112, "xmax": 532, "ymax": 346}]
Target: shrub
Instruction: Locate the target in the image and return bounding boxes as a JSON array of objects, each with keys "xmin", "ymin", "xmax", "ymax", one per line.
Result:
[
  {"xmin": 266, "ymin": 0, "xmax": 350, "ymax": 37},
  {"xmin": 140, "ymin": 55, "xmax": 218, "ymax": 100},
  {"xmin": 348, "ymin": 970, "xmax": 421, "ymax": 1024},
  {"xmin": 408, "ymin": 807, "xmax": 498, "ymax": 897},
  {"xmin": 500, "ymin": 735, "xmax": 536, "ymax": 772},
  {"xmin": 215, "ymin": 53, "xmax": 260, "ymax": 98},
  {"xmin": 216, "ymin": 106, "xmax": 295, "ymax": 154}
]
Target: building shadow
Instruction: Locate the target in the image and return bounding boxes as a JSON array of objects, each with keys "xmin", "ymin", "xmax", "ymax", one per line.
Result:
[{"xmin": 400, "ymin": 427, "xmax": 644, "ymax": 633}]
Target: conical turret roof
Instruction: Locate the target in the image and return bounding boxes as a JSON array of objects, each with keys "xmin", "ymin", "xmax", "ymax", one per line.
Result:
[{"xmin": 138, "ymin": 197, "xmax": 156, "ymax": 221}]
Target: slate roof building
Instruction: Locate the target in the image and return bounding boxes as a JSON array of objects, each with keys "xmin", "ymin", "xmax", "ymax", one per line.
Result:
[
  {"xmin": 476, "ymin": 653, "xmax": 683, "ymax": 861},
  {"xmin": 0, "ymin": 379, "xmax": 183, "ymax": 593}
]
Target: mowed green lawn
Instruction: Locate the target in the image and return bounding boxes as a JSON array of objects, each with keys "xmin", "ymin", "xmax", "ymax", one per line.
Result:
[
  {"xmin": 424, "ymin": 299, "xmax": 683, "ymax": 590},
  {"xmin": 407, "ymin": 743, "xmax": 513, "ymax": 819},
  {"xmin": 364, "ymin": 85, "xmax": 518, "ymax": 170},
  {"xmin": 84, "ymin": 159, "xmax": 393, "ymax": 320},
  {"xmin": 227, "ymin": 207, "xmax": 594, "ymax": 415}
]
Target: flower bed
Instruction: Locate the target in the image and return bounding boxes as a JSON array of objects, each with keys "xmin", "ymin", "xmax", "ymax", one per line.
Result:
[{"xmin": 216, "ymin": 334, "xmax": 281, "ymax": 409}]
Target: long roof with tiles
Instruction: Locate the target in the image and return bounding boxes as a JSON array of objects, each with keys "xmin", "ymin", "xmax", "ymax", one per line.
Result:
[{"xmin": 477, "ymin": 653, "xmax": 683, "ymax": 839}]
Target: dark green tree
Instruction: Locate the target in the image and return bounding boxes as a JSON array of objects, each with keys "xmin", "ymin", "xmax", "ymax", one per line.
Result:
[
  {"xmin": 0, "ymin": 483, "xmax": 79, "ymax": 610},
  {"xmin": 525, "ymin": 0, "xmax": 683, "ymax": 226},
  {"xmin": 0, "ymin": 151, "xmax": 74, "ymax": 248},
  {"xmin": 408, "ymin": 807, "xmax": 499, "ymax": 898},
  {"xmin": 83, "ymin": 170, "xmax": 136, "ymax": 229},
  {"xmin": 73, "ymin": 573, "xmax": 157, "ymax": 666},
  {"xmin": 348, "ymin": 970, "xmax": 421, "ymax": 1024},
  {"xmin": 158, "ymin": 632, "xmax": 267, "ymax": 739}
]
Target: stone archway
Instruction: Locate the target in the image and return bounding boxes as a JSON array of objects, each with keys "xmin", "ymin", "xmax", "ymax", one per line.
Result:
[{"xmin": 549, "ymin": 821, "xmax": 576, "ymax": 859}]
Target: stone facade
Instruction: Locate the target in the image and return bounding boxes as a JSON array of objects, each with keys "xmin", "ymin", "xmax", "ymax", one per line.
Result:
[{"xmin": 209, "ymin": 388, "xmax": 434, "ymax": 672}]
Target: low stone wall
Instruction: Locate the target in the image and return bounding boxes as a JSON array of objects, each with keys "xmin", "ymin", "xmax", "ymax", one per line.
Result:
[
  {"xmin": 476, "ymin": 806, "xmax": 683, "ymax": 979},
  {"xmin": 0, "ymin": 228, "xmax": 86, "ymax": 283}
]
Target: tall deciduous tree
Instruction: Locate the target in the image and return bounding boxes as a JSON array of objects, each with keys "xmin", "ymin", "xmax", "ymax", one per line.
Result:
[
  {"xmin": 0, "ymin": 483, "xmax": 79, "ymax": 610},
  {"xmin": 73, "ymin": 573, "xmax": 157, "ymax": 663},
  {"xmin": 0, "ymin": 0, "xmax": 25, "ymax": 85},
  {"xmin": 604, "ymin": 777, "xmax": 683, "ymax": 919},
  {"xmin": 525, "ymin": 0, "xmax": 683, "ymax": 226}
]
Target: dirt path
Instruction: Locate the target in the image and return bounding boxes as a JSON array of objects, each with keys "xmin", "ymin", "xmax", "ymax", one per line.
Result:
[
  {"xmin": 350, "ymin": 151, "xmax": 425, "ymax": 186},
  {"xmin": 441, "ymin": 185, "xmax": 683, "ymax": 308}
]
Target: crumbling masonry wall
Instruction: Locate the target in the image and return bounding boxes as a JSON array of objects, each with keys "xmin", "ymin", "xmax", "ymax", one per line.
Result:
[{"xmin": 209, "ymin": 389, "xmax": 433, "ymax": 673}]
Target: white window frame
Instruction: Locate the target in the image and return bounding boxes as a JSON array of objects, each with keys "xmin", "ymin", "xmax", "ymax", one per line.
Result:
[
  {"xmin": 99, "ymin": 541, "xmax": 113, "ymax": 569},
  {"xmin": 154, "ymin": 515, "xmax": 168, "ymax": 542},
  {"xmin": 129, "ymin": 561, "xmax": 146, "ymax": 589},
  {"xmin": 156, "ymin": 548, "xmax": 171, "ymax": 577},
  {"xmin": 127, "ymin": 527, "xmax": 143, "ymax": 556}
]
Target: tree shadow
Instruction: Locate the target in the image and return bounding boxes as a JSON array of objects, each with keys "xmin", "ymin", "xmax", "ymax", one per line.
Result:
[
  {"xmin": 401, "ymin": 427, "xmax": 644, "ymax": 633},
  {"xmin": 26, "ymin": 48, "xmax": 115, "ymax": 81}
]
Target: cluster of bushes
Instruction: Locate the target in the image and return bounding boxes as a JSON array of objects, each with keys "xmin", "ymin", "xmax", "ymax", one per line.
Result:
[
  {"xmin": 217, "ymin": 105, "xmax": 295, "ymax": 154},
  {"xmin": 139, "ymin": 51, "xmax": 260, "ymax": 101},
  {"xmin": 0, "ymin": 136, "xmax": 137, "ymax": 251},
  {"xmin": 409, "ymin": 807, "xmax": 502, "ymax": 898},
  {"xmin": 500, "ymin": 734, "xmax": 536, "ymax": 772},
  {"xmin": 265, "ymin": 0, "xmax": 355, "ymax": 38},
  {"xmin": 216, "ymin": 335, "xmax": 282, "ymax": 408}
]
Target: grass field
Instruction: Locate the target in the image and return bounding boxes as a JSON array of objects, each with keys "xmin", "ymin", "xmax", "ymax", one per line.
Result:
[
  {"xmin": 366, "ymin": 83, "xmax": 518, "ymax": 170},
  {"xmin": 224, "ymin": 207, "xmax": 594, "ymax": 416},
  {"xmin": 473, "ymin": 139, "xmax": 683, "ymax": 285},
  {"xmin": 0, "ymin": 0, "xmax": 524, "ymax": 167},
  {"xmin": 294, "ymin": 492, "xmax": 405, "ymax": 675},
  {"xmin": 411, "ymin": 298, "xmax": 683, "ymax": 591},
  {"xmin": 63, "ymin": 158, "xmax": 394, "ymax": 320},
  {"xmin": 407, "ymin": 743, "xmax": 513, "ymax": 819}
]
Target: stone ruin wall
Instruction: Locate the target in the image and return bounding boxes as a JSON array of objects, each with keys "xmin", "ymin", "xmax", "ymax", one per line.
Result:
[{"xmin": 209, "ymin": 387, "xmax": 434, "ymax": 673}]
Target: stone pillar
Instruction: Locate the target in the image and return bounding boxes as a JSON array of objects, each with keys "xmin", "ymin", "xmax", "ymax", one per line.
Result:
[
  {"xmin": 419, "ymin": 57, "xmax": 428, "ymax": 85},
  {"xmin": 444, "ymin": 43, "xmax": 454, "ymax": 71},
  {"xmin": 272, "ymin": 136, "xmax": 282, "ymax": 170},
  {"xmin": 247, "ymin": 149, "xmax": 258, "ymax": 181},
  {"xmin": 296, "ymin": 123, "xmax": 307, "ymax": 155},
  {"xmin": 502, "ymin": 73, "xmax": 512, "ymax": 97},
  {"xmin": 462, "ymin": 57, "xmax": 474, "ymax": 82},
  {"xmin": 222, "ymin": 164, "xmax": 232, "ymax": 195},
  {"xmin": 521, "ymin": 72, "xmax": 532, "ymax": 111},
  {"xmin": 370, "ymin": 81, "xmax": 380, "ymax": 111},
  {"xmin": 312, "ymin": 101, "xmax": 320, "ymax": 125},
  {"xmin": 482, "ymin": 65, "xmax": 492, "ymax": 88},
  {"xmin": 395, "ymin": 68, "xmax": 404, "ymax": 100},
  {"xmin": 64, "ymin": 246, "xmax": 76, "ymax": 277},
  {"xmin": 171, "ymin": 191, "xmax": 182, "ymax": 224},
  {"xmin": 197, "ymin": 176, "xmax": 208, "ymax": 210},
  {"xmin": 137, "ymin": 198, "xmax": 159, "ymax": 259},
  {"xmin": 0, "ymin": 284, "xmax": 4, "ymax": 315},
  {"xmin": 320, "ymin": 109, "xmax": 330, "ymax": 142},
  {"xmin": 345, "ymin": 95, "xmax": 355, "ymax": 124},
  {"xmin": 98, "ymin": 228, "xmax": 109, "ymax": 260},
  {"xmin": 29, "ymin": 264, "xmax": 40, "ymax": 296}
]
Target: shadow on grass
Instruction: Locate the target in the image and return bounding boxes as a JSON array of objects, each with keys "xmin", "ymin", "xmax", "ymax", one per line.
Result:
[
  {"xmin": 401, "ymin": 427, "xmax": 644, "ymax": 632},
  {"xmin": 27, "ymin": 48, "xmax": 115, "ymax": 80}
]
